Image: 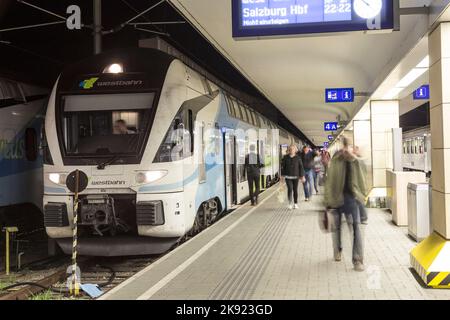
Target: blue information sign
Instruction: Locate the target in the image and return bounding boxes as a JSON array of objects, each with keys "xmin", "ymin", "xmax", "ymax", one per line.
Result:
[
  {"xmin": 324, "ymin": 122, "xmax": 338, "ymax": 131},
  {"xmin": 323, "ymin": 142, "xmax": 329, "ymax": 148},
  {"xmin": 325, "ymin": 88, "xmax": 354, "ymax": 103},
  {"xmin": 413, "ymin": 85, "xmax": 430, "ymax": 100},
  {"xmin": 232, "ymin": 0, "xmax": 396, "ymax": 38},
  {"xmin": 328, "ymin": 135, "xmax": 333, "ymax": 141}
]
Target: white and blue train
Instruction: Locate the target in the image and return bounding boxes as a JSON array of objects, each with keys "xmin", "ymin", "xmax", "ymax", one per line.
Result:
[
  {"xmin": 402, "ymin": 126, "xmax": 431, "ymax": 175},
  {"xmin": 43, "ymin": 48, "xmax": 302, "ymax": 256},
  {"xmin": 0, "ymin": 77, "xmax": 47, "ymax": 228}
]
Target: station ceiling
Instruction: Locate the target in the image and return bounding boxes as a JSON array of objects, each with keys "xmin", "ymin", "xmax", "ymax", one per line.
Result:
[
  {"xmin": 168, "ymin": 0, "xmax": 435, "ymax": 145},
  {"xmin": 0, "ymin": 0, "xmax": 313, "ymax": 145}
]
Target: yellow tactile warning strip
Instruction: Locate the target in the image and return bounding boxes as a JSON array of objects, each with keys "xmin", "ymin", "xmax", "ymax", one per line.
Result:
[{"xmin": 410, "ymin": 232, "xmax": 450, "ymax": 288}]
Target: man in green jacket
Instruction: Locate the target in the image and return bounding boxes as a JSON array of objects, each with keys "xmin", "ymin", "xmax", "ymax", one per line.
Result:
[{"xmin": 324, "ymin": 138, "xmax": 368, "ymax": 271}]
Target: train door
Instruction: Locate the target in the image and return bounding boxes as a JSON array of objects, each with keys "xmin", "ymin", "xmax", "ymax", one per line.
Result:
[
  {"xmin": 223, "ymin": 131, "xmax": 237, "ymax": 209},
  {"xmin": 272, "ymin": 129, "xmax": 280, "ymax": 182},
  {"xmin": 257, "ymin": 140, "xmax": 265, "ymax": 190}
]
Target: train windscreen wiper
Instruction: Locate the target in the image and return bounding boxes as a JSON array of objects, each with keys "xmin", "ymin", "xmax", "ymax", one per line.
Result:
[{"xmin": 97, "ymin": 155, "xmax": 119, "ymax": 170}]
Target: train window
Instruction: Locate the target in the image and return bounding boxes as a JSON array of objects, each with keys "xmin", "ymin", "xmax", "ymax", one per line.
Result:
[
  {"xmin": 243, "ymin": 107, "xmax": 251, "ymax": 124},
  {"xmin": 240, "ymin": 136, "xmax": 249, "ymax": 182},
  {"xmin": 188, "ymin": 109, "xmax": 194, "ymax": 154},
  {"xmin": 231, "ymin": 98, "xmax": 241, "ymax": 120},
  {"xmin": 255, "ymin": 113, "xmax": 261, "ymax": 128},
  {"xmin": 154, "ymin": 108, "xmax": 192, "ymax": 163},
  {"xmin": 250, "ymin": 110, "xmax": 257, "ymax": 126},
  {"xmin": 62, "ymin": 93, "xmax": 154, "ymax": 156},
  {"xmin": 25, "ymin": 127, "xmax": 38, "ymax": 161},
  {"xmin": 199, "ymin": 123, "xmax": 206, "ymax": 183},
  {"xmin": 225, "ymin": 95, "xmax": 233, "ymax": 117},
  {"xmin": 240, "ymin": 104, "xmax": 249, "ymax": 123},
  {"xmin": 41, "ymin": 126, "xmax": 54, "ymax": 165}
]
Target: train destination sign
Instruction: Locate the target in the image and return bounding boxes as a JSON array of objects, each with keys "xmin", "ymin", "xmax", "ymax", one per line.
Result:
[
  {"xmin": 232, "ymin": 0, "xmax": 396, "ymax": 38},
  {"xmin": 324, "ymin": 122, "xmax": 338, "ymax": 131},
  {"xmin": 325, "ymin": 88, "xmax": 354, "ymax": 103}
]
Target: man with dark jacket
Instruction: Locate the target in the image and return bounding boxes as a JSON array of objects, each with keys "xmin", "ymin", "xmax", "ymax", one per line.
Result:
[
  {"xmin": 300, "ymin": 145, "xmax": 315, "ymax": 201},
  {"xmin": 244, "ymin": 144, "xmax": 264, "ymax": 205}
]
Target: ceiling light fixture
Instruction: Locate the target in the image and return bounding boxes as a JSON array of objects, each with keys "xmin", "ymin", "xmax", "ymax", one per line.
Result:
[{"xmin": 383, "ymin": 55, "xmax": 430, "ymax": 100}]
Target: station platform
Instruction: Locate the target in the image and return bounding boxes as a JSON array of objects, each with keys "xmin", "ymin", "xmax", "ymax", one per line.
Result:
[{"xmin": 100, "ymin": 185, "xmax": 450, "ymax": 300}]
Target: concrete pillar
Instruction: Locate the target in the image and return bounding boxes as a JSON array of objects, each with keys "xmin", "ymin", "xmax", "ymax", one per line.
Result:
[
  {"xmin": 370, "ymin": 100, "xmax": 399, "ymax": 188},
  {"xmin": 429, "ymin": 22, "xmax": 450, "ymax": 239},
  {"xmin": 410, "ymin": 22, "xmax": 450, "ymax": 288},
  {"xmin": 353, "ymin": 120, "xmax": 373, "ymax": 190}
]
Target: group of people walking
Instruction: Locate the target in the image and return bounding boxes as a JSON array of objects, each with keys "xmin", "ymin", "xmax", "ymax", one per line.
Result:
[
  {"xmin": 280, "ymin": 145, "xmax": 330, "ymax": 207},
  {"xmin": 243, "ymin": 138, "xmax": 368, "ymax": 271}
]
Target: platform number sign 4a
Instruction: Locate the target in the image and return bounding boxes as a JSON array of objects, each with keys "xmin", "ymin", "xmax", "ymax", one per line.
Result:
[{"xmin": 324, "ymin": 122, "xmax": 338, "ymax": 131}]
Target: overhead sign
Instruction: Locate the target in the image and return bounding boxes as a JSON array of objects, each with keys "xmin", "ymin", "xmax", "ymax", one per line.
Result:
[
  {"xmin": 232, "ymin": 0, "xmax": 397, "ymax": 38},
  {"xmin": 413, "ymin": 85, "xmax": 430, "ymax": 100},
  {"xmin": 325, "ymin": 88, "xmax": 354, "ymax": 103},
  {"xmin": 328, "ymin": 135, "xmax": 333, "ymax": 140},
  {"xmin": 324, "ymin": 122, "xmax": 338, "ymax": 131},
  {"xmin": 323, "ymin": 142, "xmax": 329, "ymax": 148}
]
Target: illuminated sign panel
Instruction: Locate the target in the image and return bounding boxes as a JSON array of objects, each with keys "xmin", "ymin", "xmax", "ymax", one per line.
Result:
[
  {"xmin": 413, "ymin": 85, "xmax": 429, "ymax": 100},
  {"xmin": 232, "ymin": 0, "xmax": 396, "ymax": 38},
  {"xmin": 324, "ymin": 122, "xmax": 338, "ymax": 131},
  {"xmin": 325, "ymin": 88, "xmax": 354, "ymax": 103}
]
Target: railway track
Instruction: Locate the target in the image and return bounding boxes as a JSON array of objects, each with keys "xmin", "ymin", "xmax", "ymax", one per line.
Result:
[
  {"xmin": 0, "ymin": 204, "xmax": 238, "ymax": 300},
  {"xmin": 0, "ymin": 254, "xmax": 162, "ymax": 300}
]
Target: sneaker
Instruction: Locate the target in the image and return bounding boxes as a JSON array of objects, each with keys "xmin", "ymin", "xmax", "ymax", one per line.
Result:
[
  {"xmin": 288, "ymin": 203, "xmax": 293, "ymax": 210},
  {"xmin": 305, "ymin": 198, "xmax": 309, "ymax": 202},
  {"xmin": 294, "ymin": 204, "xmax": 299, "ymax": 209},
  {"xmin": 334, "ymin": 252, "xmax": 342, "ymax": 262},
  {"xmin": 354, "ymin": 262, "xmax": 365, "ymax": 272},
  {"xmin": 361, "ymin": 220, "xmax": 368, "ymax": 225}
]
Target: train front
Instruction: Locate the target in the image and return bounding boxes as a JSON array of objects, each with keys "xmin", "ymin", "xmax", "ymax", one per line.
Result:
[{"xmin": 42, "ymin": 49, "xmax": 182, "ymax": 256}]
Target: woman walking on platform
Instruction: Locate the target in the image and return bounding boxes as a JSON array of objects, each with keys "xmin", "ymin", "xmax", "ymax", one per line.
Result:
[{"xmin": 281, "ymin": 145, "xmax": 306, "ymax": 210}]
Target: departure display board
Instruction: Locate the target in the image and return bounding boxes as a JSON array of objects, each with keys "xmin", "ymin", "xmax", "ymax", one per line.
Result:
[{"xmin": 232, "ymin": 0, "xmax": 397, "ymax": 38}]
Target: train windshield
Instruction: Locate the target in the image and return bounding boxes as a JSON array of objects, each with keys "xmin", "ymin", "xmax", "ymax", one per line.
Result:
[{"xmin": 61, "ymin": 93, "xmax": 154, "ymax": 156}]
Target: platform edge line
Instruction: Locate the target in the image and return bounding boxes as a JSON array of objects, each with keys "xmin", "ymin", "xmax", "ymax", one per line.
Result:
[
  {"xmin": 98, "ymin": 184, "xmax": 280, "ymax": 300},
  {"xmin": 135, "ymin": 186, "xmax": 279, "ymax": 300}
]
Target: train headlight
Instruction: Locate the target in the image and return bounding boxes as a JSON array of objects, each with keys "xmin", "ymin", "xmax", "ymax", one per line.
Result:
[
  {"xmin": 48, "ymin": 173, "xmax": 67, "ymax": 185},
  {"xmin": 136, "ymin": 170, "xmax": 168, "ymax": 184},
  {"xmin": 104, "ymin": 63, "xmax": 123, "ymax": 74}
]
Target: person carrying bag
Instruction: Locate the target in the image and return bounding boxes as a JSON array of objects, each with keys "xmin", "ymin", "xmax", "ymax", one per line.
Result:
[{"xmin": 323, "ymin": 137, "xmax": 368, "ymax": 272}]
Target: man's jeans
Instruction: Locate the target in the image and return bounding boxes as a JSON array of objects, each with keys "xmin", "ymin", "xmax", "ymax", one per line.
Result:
[
  {"xmin": 303, "ymin": 169, "xmax": 314, "ymax": 199},
  {"xmin": 332, "ymin": 193, "xmax": 364, "ymax": 265}
]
